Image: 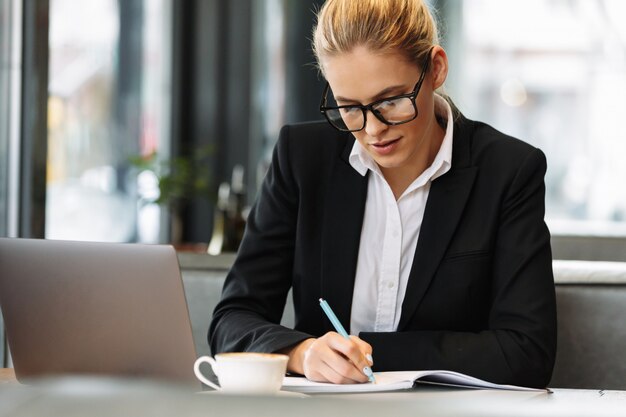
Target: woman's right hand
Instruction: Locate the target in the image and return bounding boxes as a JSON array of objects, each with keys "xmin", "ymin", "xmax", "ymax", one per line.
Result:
[{"xmin": 282, "ymin": 332, "xmax": 374, "ymax": 384}]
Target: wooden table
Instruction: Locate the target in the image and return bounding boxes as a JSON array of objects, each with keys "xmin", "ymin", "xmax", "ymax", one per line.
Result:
[{"xmin": 0, "ymin": 368, "xmax": 16, "ymax": 383}]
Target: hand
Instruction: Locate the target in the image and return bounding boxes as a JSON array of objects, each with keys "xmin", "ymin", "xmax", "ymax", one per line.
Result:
[{"xmin": 283, "ymin": 332, "xmax": 374, "ymax": 384}]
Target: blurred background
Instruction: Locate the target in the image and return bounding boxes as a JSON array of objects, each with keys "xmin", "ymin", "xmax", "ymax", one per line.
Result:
[{"xmin": 1, "ymin": 0, "xmax": 626, "ymax": 249}]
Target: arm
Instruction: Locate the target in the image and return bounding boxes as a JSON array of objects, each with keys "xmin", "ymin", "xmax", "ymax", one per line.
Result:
[
  {"xmin": 209, "ymin": 125, "xmax": 375, "ymax": 383},
  {"xmin": 361, "ymin": 148, "xmax": 557, "ymax": 388},
  {"xmin": 209, "ymin": 126, "xmax": 313, "ymax": 355}
]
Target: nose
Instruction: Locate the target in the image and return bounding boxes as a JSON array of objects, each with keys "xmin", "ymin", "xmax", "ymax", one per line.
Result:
[{"xmin": 363, "ymin": 110, "xmax": 388, "ymax": 138}]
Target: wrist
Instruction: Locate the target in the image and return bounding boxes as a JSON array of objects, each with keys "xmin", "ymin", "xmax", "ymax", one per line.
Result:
[{"xmin": 280, "ymin": 338, "xmax": 315, "ymax": 375}]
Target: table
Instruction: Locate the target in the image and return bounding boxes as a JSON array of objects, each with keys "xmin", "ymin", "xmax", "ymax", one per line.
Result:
[
  {"xmin": 0, "ymin": 369, "xmax": 15, "ymax": 384},
  {"xmin": 0, "ymin": 370, "xmax": 624, "ymax": 417}
]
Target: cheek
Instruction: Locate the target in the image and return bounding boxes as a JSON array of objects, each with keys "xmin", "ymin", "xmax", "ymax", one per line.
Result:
[
  {"xmin": 393, "ymin": 120, "xmax": 420, "ymax": 140},
  {"xmin": 404, "ymin": 96, "xmax": 435, "ymax": 136},
  {"xmin": 416, "ymin": 92, "xmax": 436, "ymax": 119},
  {"xmin": 352, "ymin": 132, "xmax": 368, "ymax": 146},
  {"xmin": 406, "ymin": 117, "xmax": 426, "ymax": 135}
]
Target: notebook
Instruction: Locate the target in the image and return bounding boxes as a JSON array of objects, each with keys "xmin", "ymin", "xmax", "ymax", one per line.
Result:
[
  {"xmin": 282, "ymin": 370, "xmax": 547, "ymax": 393},
  {"xmin": 0, "ymin": 238, "xmax": 198, "ymax": 387}
]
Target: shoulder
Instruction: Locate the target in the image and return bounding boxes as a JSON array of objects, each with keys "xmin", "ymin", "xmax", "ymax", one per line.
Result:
[
  {"xmin": 277, "ymin": 120, "xmax": 350, "ymax": 153},
  {"xmin": 457, "ymin": 116, "xmax": 546, "ymax": 175},
  {"xmin": 275, "ymin": 120, "xmax": 354, "ymax": 174}
]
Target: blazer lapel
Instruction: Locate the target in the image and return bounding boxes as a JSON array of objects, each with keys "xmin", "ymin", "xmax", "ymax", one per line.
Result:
[
  {"xmin": 398, "ymin": 116, "xmax": 478, "ymax": 330},
  {"xmin": 320, "ymin": 138, "xmax": 368, "ymax": 333}
]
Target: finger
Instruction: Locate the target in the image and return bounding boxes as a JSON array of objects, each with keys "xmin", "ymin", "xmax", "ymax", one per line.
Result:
[
  {"xmin": 304, "ymin": 334, "xmax": 368, "ymax": 383},
  {"xmin": 323, "ymin": 333, "xmax": 371, "ymax": 382},
  {"xmin": 303, "ymin": 343, "xmax": 364, "ymax": 384},
  {"xmin": 320, "ymin": 351, "xmax": 369, "ymax": 384},
  {"xmin": 306, "ymin": 358, "xmax": 364, "ymax": 384},
  {"xmin": 350, "ymin": 336, "xmax": 374, "ymax": 365},
  {"xmin": 327, "ymin": 333, "xmax": 372, "ymax": 375},
  {"xmin": 349, "ymin": 336, "xmax": 375, "ymax": 382},
  {"xmin": 315, "ymin": 334, "xmax": 369, "ymax": 383}
]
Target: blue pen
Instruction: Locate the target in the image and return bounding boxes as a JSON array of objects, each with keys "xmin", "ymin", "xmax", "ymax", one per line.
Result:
[{"xmin": 319, "ymin": 298, "xmax": 376, "ymax": 383}]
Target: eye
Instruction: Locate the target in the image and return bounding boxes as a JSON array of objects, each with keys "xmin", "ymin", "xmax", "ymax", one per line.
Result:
[
  {"xmin": 374, "ymin": 99, "xmax": 398, "ymax": 111},
  {"xmin": 339, "ymin": 106, "xmax": 360, "ymax": 116}
]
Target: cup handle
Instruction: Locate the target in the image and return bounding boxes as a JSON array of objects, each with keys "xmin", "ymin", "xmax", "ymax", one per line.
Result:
[{"xmin": 193, "ymin": 356, "xmax": 221, "ymax": 391}]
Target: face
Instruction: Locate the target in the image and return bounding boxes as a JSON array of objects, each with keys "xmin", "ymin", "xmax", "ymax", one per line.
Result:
[{"xmin": 321, "ymin": 46, "xmax": 447, "ymax": 180}]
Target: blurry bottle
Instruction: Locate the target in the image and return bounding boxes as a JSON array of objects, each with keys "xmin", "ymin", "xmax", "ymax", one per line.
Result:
[
  {"xmin": 207, "ymin": 165, "xmax": 247, "ymax": 255},
  {"xmin": 228, "ymin": 165, "xmax": 247, "ymax": 250},
  {"xmin": 207, "ymin": 182, "xmax": 230, "ymax": 255}
]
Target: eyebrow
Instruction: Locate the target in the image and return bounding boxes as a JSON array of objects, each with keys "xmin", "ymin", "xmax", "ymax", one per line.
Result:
[{"xmin": 334, "ymin": 84, "xmax": 409, "ymax": 104}]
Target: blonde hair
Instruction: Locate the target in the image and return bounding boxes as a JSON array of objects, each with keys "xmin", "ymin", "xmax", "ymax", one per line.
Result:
[{"xmin": 312, "ymin": 0, "xmax": 440, "ymax": 74}]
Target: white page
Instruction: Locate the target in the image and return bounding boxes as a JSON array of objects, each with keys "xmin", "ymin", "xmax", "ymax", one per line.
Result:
[{"xmin": 282, "ymin": 371, "xmax": 546, "ymax": 394}]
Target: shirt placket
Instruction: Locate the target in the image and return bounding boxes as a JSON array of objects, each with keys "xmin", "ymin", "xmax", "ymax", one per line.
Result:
[{"xmin": 374, "ymin": 194, "xmax": 402, "ymax": 332}]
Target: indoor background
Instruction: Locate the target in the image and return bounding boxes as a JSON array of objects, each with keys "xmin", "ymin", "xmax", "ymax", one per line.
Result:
[
  {"xmin": 2, "ymin": 0, "xmax": 626, "ymax": 382},
  {"xmin": 2, "ymin": 0, "xmax": 626, "ymax": 248}
]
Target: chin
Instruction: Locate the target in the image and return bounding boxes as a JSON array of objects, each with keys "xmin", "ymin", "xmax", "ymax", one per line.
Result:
[{"xmin": 373, "ymin": 156, "xmax": 404, "ymax": 170}]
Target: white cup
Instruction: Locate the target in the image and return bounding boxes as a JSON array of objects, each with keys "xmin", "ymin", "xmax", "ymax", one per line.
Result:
[{"xmin": 194, "ymin": 352, "xmax": 289, "ymax": 394}]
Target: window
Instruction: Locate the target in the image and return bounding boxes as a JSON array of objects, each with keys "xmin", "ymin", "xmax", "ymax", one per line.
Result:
[
  {"xmin": 446, "ymin": 0, "xmax": 626, "ymax": 236},
  {"xmin": 46, "ymin": 0, "xmax": 172, "ymax": 242},
  {"xmin": 0, "ymin": 0, "xmax": 10, "ymax": 237},
  {"xmin": 0, "ymin": 0, "xmax": 20, "ymax": 239}
]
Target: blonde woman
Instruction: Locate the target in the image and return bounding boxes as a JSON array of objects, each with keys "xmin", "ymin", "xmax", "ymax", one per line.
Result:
[{"xmin": 210, "ymin": 0, "xmax": 556, "ymax": 388}]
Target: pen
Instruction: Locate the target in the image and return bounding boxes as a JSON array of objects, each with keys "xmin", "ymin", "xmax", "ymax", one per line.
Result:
[{"xmin": 319, "ymin": 298, "xmax": 376, "ymax": 383}]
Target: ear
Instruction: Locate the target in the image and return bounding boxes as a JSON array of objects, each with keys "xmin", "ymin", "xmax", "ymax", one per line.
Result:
[{"xmin": 430, "ymin": 46, "xmax": 448, "ymax": 90}]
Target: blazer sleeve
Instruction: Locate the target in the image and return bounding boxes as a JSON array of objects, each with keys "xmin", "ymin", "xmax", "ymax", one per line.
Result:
[
  {"xmin": 209, "ymin": 126, "xmax": 314, "ymax": 355},
  {"xmin": 360, "ymin": 148, "xmax": 557, "ymax": 388}
]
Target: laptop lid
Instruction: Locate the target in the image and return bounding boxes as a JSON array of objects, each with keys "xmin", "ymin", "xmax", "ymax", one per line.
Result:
[{"xmin": 0, "ymin": 238, "xmax": 198, "ymax": 386}]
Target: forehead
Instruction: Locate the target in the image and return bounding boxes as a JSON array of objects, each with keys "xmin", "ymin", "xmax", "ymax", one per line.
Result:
[{"xmin": 321, "ymin": 46, "xmax": 419, "ymax": 101}]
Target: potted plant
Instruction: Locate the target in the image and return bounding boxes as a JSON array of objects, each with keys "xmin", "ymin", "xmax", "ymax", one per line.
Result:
[{"xmin": 129, "ymin": 145, "xmax": 213, "ymax": 246}]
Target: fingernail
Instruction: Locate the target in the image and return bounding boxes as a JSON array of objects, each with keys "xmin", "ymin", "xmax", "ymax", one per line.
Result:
[{"xmin": 366, "ymin": 353, "xmax": 373, "ymax": 364}]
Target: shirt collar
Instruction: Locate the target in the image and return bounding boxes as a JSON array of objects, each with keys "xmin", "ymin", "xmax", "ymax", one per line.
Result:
[{"xmin": 349, "ymin": 94, "xmax": 454, "ymax": 181}]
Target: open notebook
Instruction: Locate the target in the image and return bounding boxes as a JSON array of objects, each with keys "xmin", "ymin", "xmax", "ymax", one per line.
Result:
[{"xmin": 282, "ymin": 370, "xmax": 548, "ymax": 393}]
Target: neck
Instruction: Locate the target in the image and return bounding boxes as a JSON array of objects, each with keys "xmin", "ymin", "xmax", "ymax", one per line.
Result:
[{"xmin": 381, "ymin": 116, "xmax": 446, "ymax": 200}]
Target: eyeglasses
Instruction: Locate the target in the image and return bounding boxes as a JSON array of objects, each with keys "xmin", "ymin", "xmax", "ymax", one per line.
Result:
[{"xmin": 319, "ymin": 51, "xmax": 432, "ymax": 133}]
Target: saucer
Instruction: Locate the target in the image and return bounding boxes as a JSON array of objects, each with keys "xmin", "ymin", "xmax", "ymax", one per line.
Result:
[{"xmin": 197, "ymin": 390, "xmax": 308, "ymax": 398}]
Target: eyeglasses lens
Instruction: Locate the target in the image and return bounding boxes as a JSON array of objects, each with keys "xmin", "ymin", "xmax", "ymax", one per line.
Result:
[{"xmin": 323, "ymin": 94, "xmax": 416, "ymax": 132}]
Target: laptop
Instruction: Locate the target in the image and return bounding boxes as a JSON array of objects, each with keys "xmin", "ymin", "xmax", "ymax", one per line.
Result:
[{"xmin": 0, "ymin": 238, "xmax": 198, "ymax": 386}]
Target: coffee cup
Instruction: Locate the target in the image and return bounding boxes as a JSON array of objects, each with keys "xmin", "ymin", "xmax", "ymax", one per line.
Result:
[{"xmin": 193, "ymin": 352, "xmax": 288, "ymax": 394}]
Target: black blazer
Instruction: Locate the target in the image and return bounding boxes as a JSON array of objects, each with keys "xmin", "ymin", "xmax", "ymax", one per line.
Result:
[{"xmin": 209, "ymin": 116, "xmax": 557, "ymax": 388}]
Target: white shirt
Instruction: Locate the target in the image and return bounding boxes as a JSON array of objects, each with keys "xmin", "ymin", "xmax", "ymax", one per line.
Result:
[{"xmin": 349, "ymin": 95, "xmax": 454, "ymax": 334}]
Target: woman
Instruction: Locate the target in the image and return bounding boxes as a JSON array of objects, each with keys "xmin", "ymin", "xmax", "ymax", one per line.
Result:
[{"xmin": 209, "ymin": 0, "xmax": 556, "ymax": 388}]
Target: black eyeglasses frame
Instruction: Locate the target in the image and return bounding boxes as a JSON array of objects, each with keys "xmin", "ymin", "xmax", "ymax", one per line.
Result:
[{"xmin": 319, "ymin": 50, "xmax": 433, "ymax": 133}]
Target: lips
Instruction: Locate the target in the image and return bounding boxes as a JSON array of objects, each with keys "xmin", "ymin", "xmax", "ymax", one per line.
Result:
[
  {"xmin": 371, "ymin": 138, "xmax": 400, "ymax": 148},
  {"xmin": 370, "ymin": 138, "xmax": 401, "ymax": 155}
]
